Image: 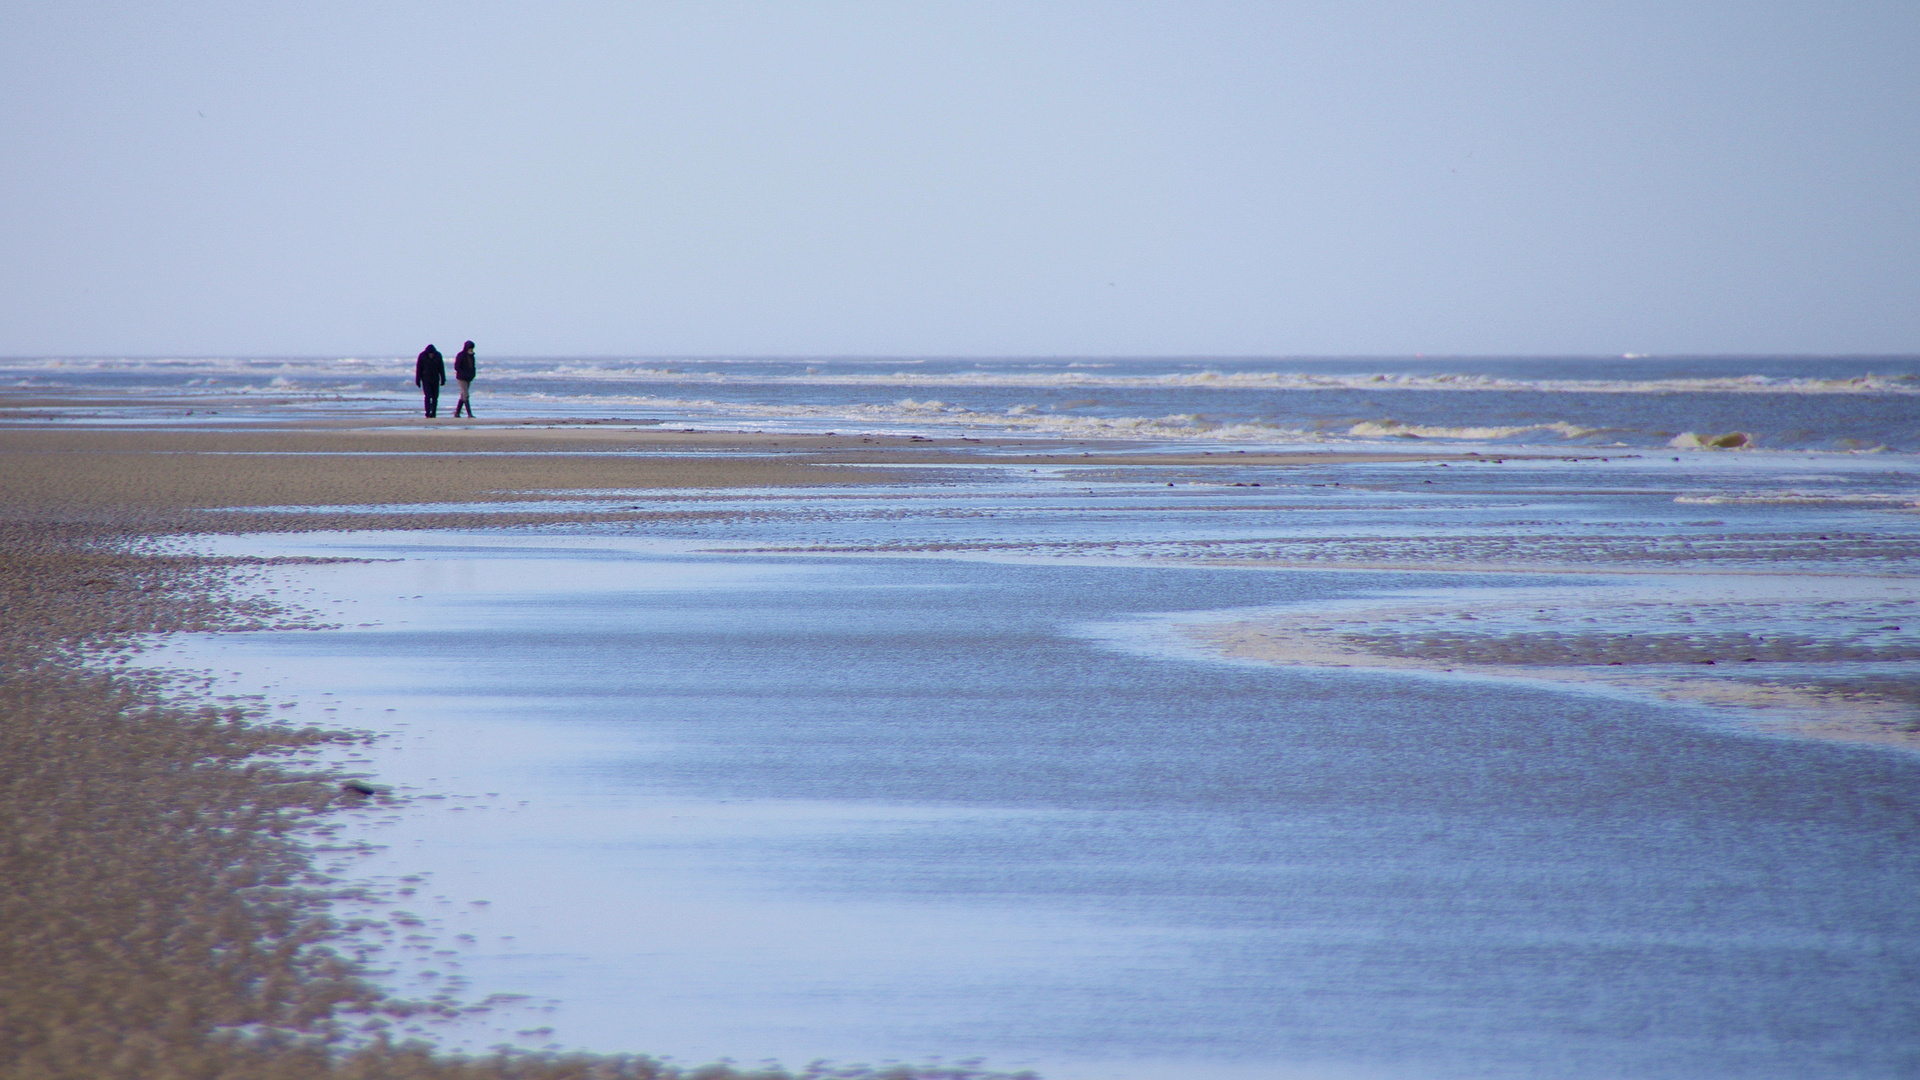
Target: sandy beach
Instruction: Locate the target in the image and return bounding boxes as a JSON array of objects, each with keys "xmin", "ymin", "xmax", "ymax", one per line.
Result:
[
  {"xmin": 2, "ymin": 409, "xmax": 1485, "ymax": 1078},
  {"xmin": 11, "ymin": 2, "xmax": 1920, "ymax": 1070},
  {"xmin": 7, "ymin": 397, "xmax": 1919, "ymax": 1079},
  {"xmin": 1, "ymin": 413, "xmax": 1170, "ymax": 1079},
  {"xmin": 0, "ymin": 420, "xmax": 1473, "ymax": 511}
]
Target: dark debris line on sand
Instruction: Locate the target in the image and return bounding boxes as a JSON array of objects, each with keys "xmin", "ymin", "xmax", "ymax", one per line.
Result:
[{"xmin": 0, "ymin": 519, "xmax": 1033, "ymax": 1080}]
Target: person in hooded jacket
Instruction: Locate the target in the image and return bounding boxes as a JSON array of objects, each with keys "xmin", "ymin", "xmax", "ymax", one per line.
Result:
[
  {"xmin": 452, "ymin": 341, "xmax": 477, "ymax": 417},
  {"xmin": 415, "ymin": 344, "xmax": 445, "ymax": 417}
]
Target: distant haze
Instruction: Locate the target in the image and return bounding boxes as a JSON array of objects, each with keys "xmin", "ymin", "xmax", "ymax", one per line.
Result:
[{"xmin": 3, "ymin": 1, "xmax": 1916, "ymax": 357}]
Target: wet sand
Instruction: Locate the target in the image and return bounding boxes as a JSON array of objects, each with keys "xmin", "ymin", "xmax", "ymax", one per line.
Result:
[
  {"xmin": 8, "ymin": 403, "xmax": 1915, "ymax": 1076},
  {"xmin": 0, "ymin": 421, "xmax": 1478, "ymax": 524},
  {"xmin": 1189, "ymin": 586, "xmax": 1920, "ymax": 750},
  {"xmin": 2, "ymin": 411, "xmax": 1492, "ymax": 1079},
  {"xmin": 0, "ymin": 420, "xmax": 1036, "ymax": 1078}
]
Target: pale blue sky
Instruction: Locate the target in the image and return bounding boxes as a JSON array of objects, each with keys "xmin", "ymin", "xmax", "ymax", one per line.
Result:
[{"xmin": 3, "ymin": 1, "xmax": 1915, "ymax": 356}]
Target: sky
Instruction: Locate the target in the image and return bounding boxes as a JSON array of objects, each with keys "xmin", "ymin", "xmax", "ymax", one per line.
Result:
[{"xmin": 2, "ymin": 1, "xmax": 1916, "ymax": 358}]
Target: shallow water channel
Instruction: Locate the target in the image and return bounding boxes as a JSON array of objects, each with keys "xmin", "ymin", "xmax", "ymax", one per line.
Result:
[{"xmin": 148, "ymin": 527, "xmax": 1920, "ymax": 1080}]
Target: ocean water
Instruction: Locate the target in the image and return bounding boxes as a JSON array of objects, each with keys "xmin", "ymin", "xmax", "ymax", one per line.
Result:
[
  {"xmin": 6, "ymin": 353, "xmax": 1920, "ymax": 453},
  {"xmin": 20, "ymin": 355, "xmax": 1920, "ymax": 1077}
]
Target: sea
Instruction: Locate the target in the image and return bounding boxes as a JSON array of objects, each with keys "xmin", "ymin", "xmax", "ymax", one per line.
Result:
[
  {"xmin": 7, "ymin": 352, "xmax": 1920, "ymax": 453},
  {"xmin": 10, "ymin": 354, "xmax": 1920, "ymax": 1080}
]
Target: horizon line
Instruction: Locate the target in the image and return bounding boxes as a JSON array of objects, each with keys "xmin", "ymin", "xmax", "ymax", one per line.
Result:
[{"xmin": 5, "ymin": 351, "xmax": 1919, "ymax": 363}]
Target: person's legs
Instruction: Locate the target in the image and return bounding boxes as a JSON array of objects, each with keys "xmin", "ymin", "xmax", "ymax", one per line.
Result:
[
  {"xmin": 423, "ymin": 385, "xmax": 440, "ymax": 417},
  {"xmin": 455, "ymin": 379, "xmax": 472, "ymax": 417}
]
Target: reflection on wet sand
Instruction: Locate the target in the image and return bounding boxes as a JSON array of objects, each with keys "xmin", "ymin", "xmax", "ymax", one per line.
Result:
[{"xmin": 6, "ymin": 399, "xmax": 1920, "ymax": 1079}]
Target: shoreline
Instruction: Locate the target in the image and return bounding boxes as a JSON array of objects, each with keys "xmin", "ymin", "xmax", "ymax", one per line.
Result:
[
  {"xmin": 6, "ymin": 406, "xmax": 1916, "ymax": 1075},
  {"xmin": 0, "ymin": 420, "xmax": 1499, "ymax": 505},
  {"xmin": 0, "ymin": 414, "xmax": 1505, "ymax": 538},
  {"xmin": 9, "ymin": 412, "xmax": 1912, "ymax": 745},
  {"xmin": 3, "ymin": 416, "xmax": 1151, "ymax": 1079}
]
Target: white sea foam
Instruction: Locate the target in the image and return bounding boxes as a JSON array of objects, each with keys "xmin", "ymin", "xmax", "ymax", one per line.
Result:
[
  {"xmin": 1675, "ymin": 491, "xmax": 1920, "ymax": 508},
  {"xmin": 6, "ymin": 355, "xmax": 1915, "ymax": 454},
  {"xmin": 1347, "ymin": 419, "xmax": 1603, "ymax": 441},
  {"xmin": 510, "ymin": 390, "xmax": 1337, "ymax": 444},
  {"xmin": 5, "ymin": 356, "xmax": 1917, "ymax": 396},
  {"xmin": 497, "ymin": 366, "xmax": 1920, "ymax": 396},
  {"xmin": 1669, "ymin": 432, "xmax": 1754, "ymax": 450}
]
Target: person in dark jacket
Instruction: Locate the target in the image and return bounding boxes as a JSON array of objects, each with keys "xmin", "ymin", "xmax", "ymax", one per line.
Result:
[
  {"xmin": 415, "ymin": 344, "xmax": 445, "ymax": 417},
  {"xmin": 451, "ymin": 340, "xmax": 477, "ymax": 417}
]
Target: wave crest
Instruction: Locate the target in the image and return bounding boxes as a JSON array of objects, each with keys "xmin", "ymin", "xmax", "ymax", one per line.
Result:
[{"xmin": 1348, "ymin": 420, "xmax": 1603, "ymax": 441}]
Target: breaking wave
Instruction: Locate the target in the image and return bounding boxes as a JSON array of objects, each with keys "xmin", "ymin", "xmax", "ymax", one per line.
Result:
[
  {"xmin": 4, "ymin": 355, "xmax": 1914, "ymax": 453},
  {"xmin": 509, "ymin": 390, "xmax": 1336, "ymax": 444},
  {"xmin": 4, "ymin": 356, "xmax": 1917, "ymax": 396},
  {"xmin": 1348, "ymin": 420, "xmax": 1605, "ymax": 440},
  {"xmin": 1668, "ymin": 431, "xmax": 1754, "ymax": 450},
  {"xmin": 444, "ymin": 365, "xmax": 1920, "ymax": 396}
]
